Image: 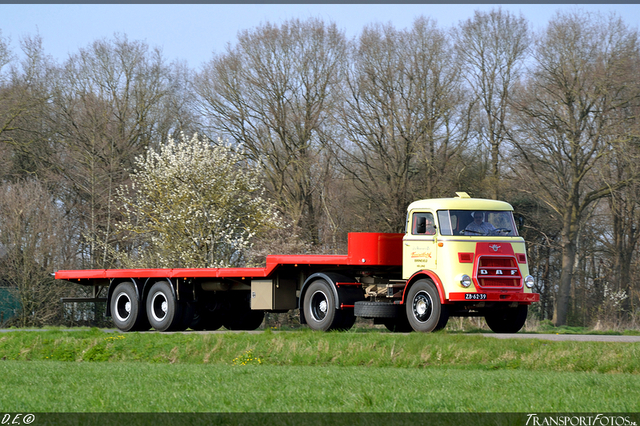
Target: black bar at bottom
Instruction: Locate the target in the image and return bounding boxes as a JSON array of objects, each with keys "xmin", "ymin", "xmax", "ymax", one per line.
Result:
[{"xmin": 8, "ymin": 412, "xmax": 640, "ymax": 426}]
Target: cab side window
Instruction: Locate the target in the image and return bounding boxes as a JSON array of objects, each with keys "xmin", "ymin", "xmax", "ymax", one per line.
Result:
[{"xmin": 411, "ymin": 212, "xmax": 436, "ymax": 235}]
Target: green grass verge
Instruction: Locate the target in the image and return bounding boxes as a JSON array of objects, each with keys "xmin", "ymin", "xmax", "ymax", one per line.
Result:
[
  {"xmin": 0, "ymin": 328, "xmax": 639, "ymax": 412},
  {"xmin": 1, "ymin": 328, "xmax": 639, "ymax": 373},
  {"xmin": 1, "ymin": 361, "xmax": 639, "ymax": 412}
]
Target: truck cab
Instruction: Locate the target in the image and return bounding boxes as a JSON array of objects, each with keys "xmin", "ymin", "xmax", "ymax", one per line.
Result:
[{"xmin": 395, "ymin": 192, "xmax": 538, "ymax": 332}]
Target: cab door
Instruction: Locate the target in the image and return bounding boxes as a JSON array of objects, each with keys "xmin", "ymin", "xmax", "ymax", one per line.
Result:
[{"xmin": 402, "ymin": 211, "xmax": 437, "ymax": 279}]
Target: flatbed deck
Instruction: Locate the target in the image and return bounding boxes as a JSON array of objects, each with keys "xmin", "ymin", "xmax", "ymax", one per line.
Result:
[{"xmin": 55, "ymin": 233, "xmax": 405, "ymax": 284}]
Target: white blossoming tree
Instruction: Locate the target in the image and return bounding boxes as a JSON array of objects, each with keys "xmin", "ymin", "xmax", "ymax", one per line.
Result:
[{"xmin": 116, "ymin": 133, "xmax": 281, "ymax": 268}]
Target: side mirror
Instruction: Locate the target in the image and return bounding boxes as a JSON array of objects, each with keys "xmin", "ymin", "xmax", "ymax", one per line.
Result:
[
  {"xmin": 416, "ymin": 216, "xmax": 426, "ymax": 234},
  {"xmin": 514, "ymin": 214, "xmax": 525, "ymax": 233}
]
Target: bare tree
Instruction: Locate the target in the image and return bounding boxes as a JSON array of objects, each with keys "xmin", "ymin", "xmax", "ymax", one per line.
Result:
[
  {"xmin": 0, "ymin": 30, "xmax": 15, "ymax": 176},
  {"xmin": 0, "ymin": 30, "xmax": 10, "ymax": 72},
  {"xmin": 0, "ymin": 35, "xmax": 55, "ymax": 181},
  {"xmin": 456, "ymin": 8, "xmax": 530, "ymax": 199},
  {"xmin": 336, "ymin": 17, "xmax": 469, "ymax": 232},
  {"xmin": 511, "ymin": 11, "xmax": 640, "ymax": 326},
  {"xmin": 600, "ymin": 108, "xmax": 640, "ymax": 317},
  {"xmin": 0, "ymin": 180, "xmax": 76, "ymax": 327},
  {"xmin": 194, "ymin": 18, "xmax": 347, "ymax": 244},
  {"xmin": 48, "ymin": 35, "xmax": 174, "ymax": 268}
]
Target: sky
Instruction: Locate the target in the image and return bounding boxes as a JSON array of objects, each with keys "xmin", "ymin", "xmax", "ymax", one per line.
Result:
[{"xmin": 2, "ymin": 4, "xmax": 640, "ymax": 69}]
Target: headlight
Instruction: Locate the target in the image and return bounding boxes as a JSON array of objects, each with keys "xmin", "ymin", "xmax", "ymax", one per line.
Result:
[
  {"xmin": 459, "ymin": 274, "xmax": 472, "ymax": 288},
  {"xmin": 524, "ymin": 275, "xmax": 535, "ymax": 289}
]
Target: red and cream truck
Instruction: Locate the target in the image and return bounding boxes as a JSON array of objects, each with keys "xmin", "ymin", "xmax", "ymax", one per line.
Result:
[{"xmin": 55, "ymin": 193, "xmax": 539, "ymax": 333}]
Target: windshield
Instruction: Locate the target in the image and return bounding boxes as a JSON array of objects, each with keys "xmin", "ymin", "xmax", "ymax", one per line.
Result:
[{"xmin": 437, "ymin": 210, "xmax": 518, "ymax": 237}]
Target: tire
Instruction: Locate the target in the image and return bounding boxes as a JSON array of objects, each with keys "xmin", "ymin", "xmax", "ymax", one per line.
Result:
[
  {"xmin": 354, "ymin": 301, "xmax": 400, "ymax": 318},
  {"xmin": 178, "ymin": 302, "xmax": 196, "ymax": 332},
  {"xmin": 190, "ymin": 299, "xmax": 224, "ymax": 331},
  {"xmin": 222, "ymin": 292, "xmax": 265, "ymax": 331},
  {"xmin": 223, "ymin": 309, "xmax": 265, "ymax": 331},
  {"xmin": 485, "ymin": 304, "xmax": 528, "ymax": 333},
  {"xmin": 110, "ymin": 281, "xmax": 149, "ymax": 332},
  {"xmin": 146, "ymin": 281, "xmax": 192, "ymax": 332},
  {"xmin": 303, "ymin": 279, "xmax": 345, "ymax": 331},
  {"xmin": 405, "ymin": 279, "xmax": 449, "ymax": 332}
]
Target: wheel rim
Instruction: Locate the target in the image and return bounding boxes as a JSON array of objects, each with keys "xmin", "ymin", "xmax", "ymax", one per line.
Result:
[
  {"xmin": 412, "ymin": 290, "xmax": 433, "ymax": 323},
  {"xmin": 310, "ymin": 290, "xmax": 329, "ymax": 322},
  {"xmin": 151, "ymin": 292, "xmax": 168, "ymax": 322},
  {"xmin": 114, "ymin": 292, "xmax": 132, "ymax": 322}
]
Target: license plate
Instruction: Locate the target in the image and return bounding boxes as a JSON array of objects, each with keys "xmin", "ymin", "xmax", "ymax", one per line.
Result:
[{"xmin": 465, "ymin": 293, "xmax": 487, "ymax": 300}]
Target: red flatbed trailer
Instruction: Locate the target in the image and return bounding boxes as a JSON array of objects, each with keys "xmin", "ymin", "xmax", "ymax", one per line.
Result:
[{"xmin": 56, "ymin": 233, "xmax": 405, "ymax": 332}]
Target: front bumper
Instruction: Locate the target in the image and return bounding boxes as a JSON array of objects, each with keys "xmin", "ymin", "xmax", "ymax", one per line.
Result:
[{"xmin": 448, "ymin": 292, "xmax": 539, "ymax": 303}]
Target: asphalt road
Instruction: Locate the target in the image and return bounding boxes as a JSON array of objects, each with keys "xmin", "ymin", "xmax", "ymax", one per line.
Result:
[{"xmin": 479, "ymin": 333, "xmax": 640, "ymax": 342}]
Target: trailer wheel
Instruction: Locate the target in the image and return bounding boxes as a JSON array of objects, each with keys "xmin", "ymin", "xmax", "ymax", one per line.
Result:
[
  {"xmin": 222, "ymin": 292, "xmax": 264, "ymax": 331},
  {"xmin": 303, "ymin": 279, "xmax": 345, "ymax": 331},
  {"xmin": 405, "ymin": 279, "xmax": 449, "ymax": 332},
  {"xmin": 110, "ymin": 281, "xmax": 149, "ymax": 332},
  {"xmin": 223, "ymin": 309, "xmax": 265, "ymax": 331},
  {"xmin": 190, "ymin": 301, "xmax": 223, "ymax": 331},
  {"xmin": 485, "ymin": 304, "xmax": 528, "ymax": 333},
  {"xmin": 146, "ymin": 281, "xmax": 191, "ymax": 332}
]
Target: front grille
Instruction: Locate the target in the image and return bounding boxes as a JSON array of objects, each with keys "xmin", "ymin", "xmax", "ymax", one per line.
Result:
[{"xmin": 476, "ymin": 256, "xmax": 521, "ymax": 288}]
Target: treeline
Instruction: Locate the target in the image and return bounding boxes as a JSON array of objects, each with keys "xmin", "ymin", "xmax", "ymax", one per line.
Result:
[{"xmin": 1, "ymin": 8, "xmax": 639, "ymax": 329}]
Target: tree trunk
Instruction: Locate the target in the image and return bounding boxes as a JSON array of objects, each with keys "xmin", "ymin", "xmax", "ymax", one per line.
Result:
[{"xmin": 554, "ymin": 201, "xmax": 579, "ymax": 326}]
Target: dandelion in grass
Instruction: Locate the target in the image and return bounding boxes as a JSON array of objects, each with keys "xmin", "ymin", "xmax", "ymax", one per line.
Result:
[{"xmin": 232, "ymin": 350, "xmax": 263, "ymax": 366}]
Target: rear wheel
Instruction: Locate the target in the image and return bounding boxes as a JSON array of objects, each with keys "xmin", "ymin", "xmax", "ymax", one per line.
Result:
[
  {"xmin": 405, "ymin": 279, "xmax": 449, "ymax": 332},
  {"xmin": 110, "ymin": 281, "xmax": 149, "ymax": 332},
  {"xmin": 303, "ymin": 279, "xmax": 353, "ymax": 331},
  {"xmin": 485, "ymin": 305, "xmax": 528, "ymax": 333},
  {"xmin": 146, "ymin": 281, "xmax": 193, "ymax": 332}
]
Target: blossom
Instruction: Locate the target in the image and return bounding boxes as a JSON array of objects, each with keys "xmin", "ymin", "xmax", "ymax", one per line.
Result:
[{"xmin": 116, "ymin": 133, "xmax": 282, "ymax": 268}]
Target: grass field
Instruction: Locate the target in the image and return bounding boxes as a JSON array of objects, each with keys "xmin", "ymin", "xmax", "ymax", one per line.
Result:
[{"xmin": 0, "ymin": 328, "xmax": 639, "ymax": 413}]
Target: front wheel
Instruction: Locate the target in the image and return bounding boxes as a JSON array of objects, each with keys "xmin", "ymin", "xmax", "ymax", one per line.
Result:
[
  {"xmin": 485, "ymin": 305, "xmax": 528, "ymax": 333},
  {"xmin": 405, "ymin": 279, "xmax": 449, "ymax": 332}
]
